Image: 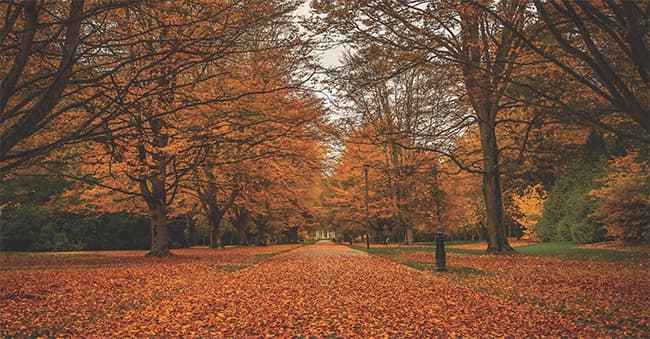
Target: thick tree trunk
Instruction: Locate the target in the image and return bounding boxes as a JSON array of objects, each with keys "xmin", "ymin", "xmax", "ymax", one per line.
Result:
[
  {"xmin": 256, "ymin": 222, "xmax": 266, "ymax": 246},
  {"xmin": 459, "ymin": 5, "xmax": 516, "ymax": 254},
  {"xmin": 142, "ymin": 140, "xmax": 170, "ymax": 257},
  {"xmin": 146, "ymin": 200, "xmax": 169, "ymax": 256},
  {"xmin": 232, "ymin": 206, "xmax": 249, "ymax": 245},
  {"xmin": 239, "ymin": 228, "xmax": 248, "ymax": 246},
  {"xmin": 208, "ymin": 212, "xmax": 224, "ymax": 249},
  {"xmin": 286, "ymin": 226, "xmax": 299, "ymax": 244},
  {"xmin": 405, "ymin": 227, "xmax": 414, "ymax": 246},
  {"xmin": 478, "ymin": 120, "xmax": 513, "ymax": 253}
]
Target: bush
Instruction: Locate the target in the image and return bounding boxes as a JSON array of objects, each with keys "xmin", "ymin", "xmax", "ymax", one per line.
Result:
[
  {"xmin": 537, "ymin": 157, "xmax": 607, "ymax": 244},
  {"xmin": 0, "ymin": 207, "xmax": 47, "ymax": 251},
  {"xmin": 590, "ymin": 152, "xmax": 649, "ymax": 243},
  {"xmin": 0, "ymin": 207, "xmax": 150, "ymax": 251}
]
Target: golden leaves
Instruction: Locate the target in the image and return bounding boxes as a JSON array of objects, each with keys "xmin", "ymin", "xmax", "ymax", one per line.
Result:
[
  {"xmin": 4, "ymin": 242, "xmax": 646, "ymax": 337},
  {"xmin": 0, "ymin": 243, "xmax": 629, "ymax": 337},
  {"xmin": 400, "ymin": 250, "xmax": 650, "ymax": 337}
]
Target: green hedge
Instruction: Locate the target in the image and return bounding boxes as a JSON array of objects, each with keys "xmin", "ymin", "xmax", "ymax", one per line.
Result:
[{"xmin": 0, "ymin": 207, "xmax": 151, "ymax": 251}]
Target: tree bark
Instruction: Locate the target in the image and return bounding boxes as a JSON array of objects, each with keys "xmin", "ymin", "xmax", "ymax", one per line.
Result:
[
  {"xmin": 143, "ymin": 159, "xmax": 170, "ymax": 256},
  {"xmin": 459, "ymin": 5, "xmax": 516, "ymax": 253},
  {"xmin": 208, "ymin": 211, "xmax": 224, "ymax": 249},
  {"xmin": 254, "ymin": 218, "xmax": 267, "ymax": 246},
  {"xmin": 405, "ymin": 227, "xmax": 414, "ymax": 246},
  {"xmin": 232, "ymin": 206, "xmax": 249, "ymax": 245},
  {"xmin": 0, "ymin": 0, "xmax": 84, "ymax": 159},
  {"xmin": 239, "ymin": 227, "xmax": 249, "ymax": 246},
  {"xmin": 146, "ymin": 198, "xmax": 169, "ymax": 256},
  {"xmin": 141, "ymin": 117, "xmax": 171, "ymax": 256},
  {"xmin": 478, "ymin": 119, "xmax": 513, "ymax": 253}
]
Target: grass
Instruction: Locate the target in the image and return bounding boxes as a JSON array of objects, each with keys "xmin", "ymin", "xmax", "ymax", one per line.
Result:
[
  {"xmin": 516, "ymin": 241, "xmax": 649, "ymax": 261},
  {"xmin": 416, "ymin": 240, "xmax": 482, "ymax": 246},
  {"xmin": 350, "ymin": 240, "xmax": 648, "ymax": 262},
  {"xmin": 214, "ymin": 264, "xmax": 250, "ymax": 272},
  {"xmin": 349, "ymin": 245, "xmax": 489, "ymax": 278}
]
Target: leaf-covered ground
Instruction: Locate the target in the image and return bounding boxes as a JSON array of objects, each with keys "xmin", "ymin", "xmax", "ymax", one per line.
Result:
[
  {"xmin": 1, "ymin": 242, "xmax": 647, "ymax": 337},
  {"xmin": 391, "ymin": 249, "xmax": 650, "ymax": 337}
]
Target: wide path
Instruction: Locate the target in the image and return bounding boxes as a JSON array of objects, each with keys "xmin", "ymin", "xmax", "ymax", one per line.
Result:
[{"xmin": 87, "ymin": 242, "xmax": 597, "ymax": 337}]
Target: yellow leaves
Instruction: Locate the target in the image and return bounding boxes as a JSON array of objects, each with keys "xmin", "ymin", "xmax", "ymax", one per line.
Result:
[{"xmin": 511, "ymin": 184, "xmax": 547, "ymax": 240}]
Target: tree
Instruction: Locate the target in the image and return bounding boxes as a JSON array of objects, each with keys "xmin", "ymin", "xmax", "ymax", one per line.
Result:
[
  {"xmin": 46, "ymin": 0, "xmax": 313, "ymax": 256},
  {"xmin": 591, "ymin": 151, "xmax": 649, "ymax": 243},
  {"xmin": 511, "ymin": 184, "xmax": 546, "ymax": 240},
  {"xmin": 313, "ymin": 0, "xmax": 534, "ymax": 252},
  {"xmin": 536, "ymin": 145, "xmax": 608, "ymax": 244},
  {"xmin": 471, "ymin": 0, "xmax": 649, "ymax": 141}
]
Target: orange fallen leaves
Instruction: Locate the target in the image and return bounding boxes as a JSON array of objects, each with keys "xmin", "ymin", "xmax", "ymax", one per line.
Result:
[
  {"xmin": 401, "ymin": 251, "xmax": 650, "ymax": 337},
  {"xmin": 0, "ymin": 245, "xmax": 297, "ymax": 337},
  {"xmin": 1, "ymin": 243, "xmax": 644, "ymax": 337}
]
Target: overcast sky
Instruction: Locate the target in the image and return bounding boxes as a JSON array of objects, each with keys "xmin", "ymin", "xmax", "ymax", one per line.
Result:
[{"xmin": 294, "ymin": 1, "xmax": 344, "ymax": 68}]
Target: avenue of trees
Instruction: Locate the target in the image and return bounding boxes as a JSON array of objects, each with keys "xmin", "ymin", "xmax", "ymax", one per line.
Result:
[
  {"xmin": 1, "ymin": 0, "xmax": 326, "ymax": 255},
  {"xmin": 315, "ymin": 0, "xmax": 648, "ymax": 251},
  {"xmin": 1, "ymin": 0, "xmax": 648, "ymax": 254}
]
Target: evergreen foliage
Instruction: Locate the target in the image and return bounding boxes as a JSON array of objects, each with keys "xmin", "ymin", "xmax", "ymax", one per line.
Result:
[{"xmin": 536, "ymin": 133, "xmax": 608, "ymax": 243}]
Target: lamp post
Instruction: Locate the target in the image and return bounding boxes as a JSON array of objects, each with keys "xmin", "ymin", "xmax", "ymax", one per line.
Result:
[{"xmin": 363, "ymin": 163, "xmax": 370, "ymax": 249}]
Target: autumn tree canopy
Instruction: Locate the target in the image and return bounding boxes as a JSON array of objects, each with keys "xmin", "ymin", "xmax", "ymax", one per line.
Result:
[{"xmin": 1, "ymin": 0, "xmax": 648, "ymax": 255}]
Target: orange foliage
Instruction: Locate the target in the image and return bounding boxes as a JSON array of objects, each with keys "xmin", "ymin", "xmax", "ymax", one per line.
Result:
[
  {"xmin": 0, "ymin": 245, "xmax": 298, "ymax": 337},
  {"xmin": 590, "ymin": 152, "xmax": 650, "ymax": 241},
  {"xmin": 511, "ymin": 184, "xmax": 547, "ymax": 240}
]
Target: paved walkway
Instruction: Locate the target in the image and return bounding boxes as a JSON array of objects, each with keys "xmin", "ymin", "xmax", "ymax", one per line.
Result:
[{"xmin": 89, "ymin": 242, "xmax": 596, "ymax": 337}]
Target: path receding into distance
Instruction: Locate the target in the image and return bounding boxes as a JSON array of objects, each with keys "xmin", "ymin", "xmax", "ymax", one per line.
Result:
[{"xmin": 86, "ymin": 241, "xmax": 597, "ymax": 337}]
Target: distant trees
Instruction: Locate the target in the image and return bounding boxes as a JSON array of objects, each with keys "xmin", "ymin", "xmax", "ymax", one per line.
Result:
[
  {"xmin": 1, "ymin": 1, "xmax": 328, "ymax": 255},
  {"xmin": 314, "ymin": 0, "xmax": 535, "ymax": 252},
  {"xmin": 313, "ymin": 0, "xmax": 649, "ymax": 249}
]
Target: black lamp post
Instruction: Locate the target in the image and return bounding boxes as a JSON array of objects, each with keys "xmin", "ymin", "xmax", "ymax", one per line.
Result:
[
  {"xmin": 435, "ymin": 226, "xmax": 446, "ymax": 271},
  {"xmin": 363, "ymin": 163, "xmax": 370, "ymax": 249}
]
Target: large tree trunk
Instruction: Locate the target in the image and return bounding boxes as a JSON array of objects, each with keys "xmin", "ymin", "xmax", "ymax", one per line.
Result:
[
  {"xmin": 255, "ymin": 219, "xmax": 267, "ymax": 246},
  {"xmin": 460, "ymin": 5, "xmax": 516, "ymax": 254},
  {"xmin": 232, "ymin": 206, "xmax": 249, "ymax": 245},
  {"xmin": 140, "ymin": 117, "xmax": 171, "ymax": 257},
  {"xmin": 239, "ymin": 227, "xmax": 248, "ymax": 246},
  {"xmin": 478, "ymin": 119, "xmax": 513, "ymax": 253},
  {"xmin": 147, "ymin": 199, "xmax": 169, "ymax": 256},
  {"xmin": 405, "ymin": 227, "xmax": 414, "ymax": 246},
  {"xmin": 208, "ymin": 211, "xmax": 224, "ymax": 249},
  {"xmin": 286, "ymin": 226, "xmax": 299, "ymax": 244}
]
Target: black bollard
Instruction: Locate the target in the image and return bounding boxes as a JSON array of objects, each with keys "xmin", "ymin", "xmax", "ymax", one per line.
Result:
[{"xmin": 435, "ymin": 226, "xmax": 446, "ymax": 272}]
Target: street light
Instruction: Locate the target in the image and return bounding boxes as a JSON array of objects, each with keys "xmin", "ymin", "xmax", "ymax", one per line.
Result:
[{"xmin": 363, "ymin": 163, "xmax": 370, "ymax": 249}]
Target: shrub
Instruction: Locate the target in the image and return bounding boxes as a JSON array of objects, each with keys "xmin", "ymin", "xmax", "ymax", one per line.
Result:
[
  {"xmin": 537, "ymin": 157, "xmax": 606, "ymax": 243},
  {"xmin": 590, "ymin": 152, "xmax": 649, "ymax": 243}
]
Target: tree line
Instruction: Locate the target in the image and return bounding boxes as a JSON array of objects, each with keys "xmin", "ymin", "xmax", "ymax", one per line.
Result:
[
  {"xmin": 1, "ymin": 0, "xmax": 327, "ymax": 255},
  {"xmin": 314, "ymin": 0, "xmax": 648, "ymax": 250},
  {"xmin": 1, "ymin": 1, "xmax": 648, "ymax": 254}
]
